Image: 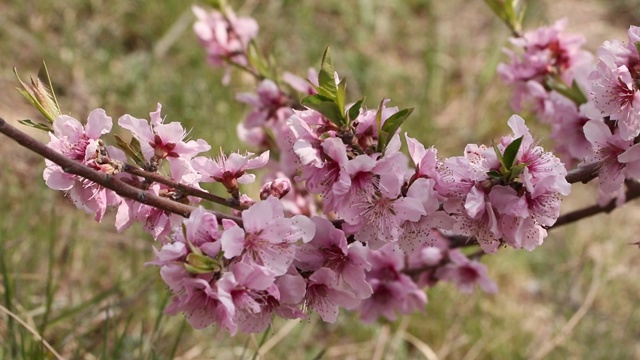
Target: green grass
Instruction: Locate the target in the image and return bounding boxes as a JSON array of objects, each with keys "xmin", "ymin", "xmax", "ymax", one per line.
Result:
[{"xmin": 1, "ymin": 0, "xmax": 640, "ymax": 359}]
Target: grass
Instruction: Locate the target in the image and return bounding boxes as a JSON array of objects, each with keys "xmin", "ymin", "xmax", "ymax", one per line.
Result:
[{"xmin": 1, "ymin": 0, "xmax": 640, "ymax": 359}]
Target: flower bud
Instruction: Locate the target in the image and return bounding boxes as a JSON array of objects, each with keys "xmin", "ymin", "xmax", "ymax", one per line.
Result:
[
  {"xmin": 14, "ymin": 67, "xmax": 61, "ymax": 123},
  {"xmin": 260, "ymin": 178, "xmax": 292, "ymax": 200}
]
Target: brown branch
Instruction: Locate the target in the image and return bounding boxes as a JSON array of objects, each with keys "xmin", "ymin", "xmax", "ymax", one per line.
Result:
[
  {"xmin": 122, "ymin": 164, "xmax": 245, "ymax": 211},
  {"xmin": 551, "ymin": 182, "xmax": 640, "ymax": 229},
  {"xmin": 0, "ymin": 118, "xmax": 243, "ymax": 226},
  {"xmin": 565, "ymin": 162, "xmax": 599, "ymax": 184}
]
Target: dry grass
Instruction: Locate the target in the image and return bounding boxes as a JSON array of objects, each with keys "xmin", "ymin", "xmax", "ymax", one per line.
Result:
[{"xmin": 1, "ymin": 0, "xmax": 640, "ymax": 359}]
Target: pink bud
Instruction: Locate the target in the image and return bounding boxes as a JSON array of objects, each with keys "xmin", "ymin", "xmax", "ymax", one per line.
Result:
[{"xmin": 260, "ymin": 178, "xmax": 292, "ymax": 200}]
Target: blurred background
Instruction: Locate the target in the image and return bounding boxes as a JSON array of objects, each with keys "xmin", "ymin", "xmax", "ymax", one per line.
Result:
[{"xmin": 1, "ymin": 0, "xmax": 640, "ymax": 358}]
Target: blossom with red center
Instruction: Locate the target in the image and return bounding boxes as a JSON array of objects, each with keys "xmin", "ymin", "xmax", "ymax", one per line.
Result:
[
  {"xmin": 43, "ymin": 109, "xmax": 122, "ymax": 221},
  {"xmin": 216, "ymin": 262, "xmax": 279, "ymax": 334},
  {"xmin": 192, "ymin": 5, "xmax": 258, "ymax": 83},
  {"xmin": 435, "ymin": 249, "xmax": 498, "ymax": 294},
  {"xmin": 295, "ymin": 217, "xmax": 372, "ymax": 299},
  {"xmin": 191, "ymin": 150, "xmax": 269, "ymax": 192},
  {"xmin": 582, "ymin": 119, "xmax": 640, "ymax": 204},
  {"xmin": 220, "ymin": 197, "xmax": 315, "ymax": 275},
  {"xmin": 358, "ymin": 244, "xmax": 427, "ymax": 323},
  {"xmin": 302, "ymin": 268, "xmax": 359, "ymax": 323},
  {"xmin": 588, "ymin": 26, "xmax": 640, "ymax": 140},
  {"xmin": 118, "ymin": 103, "xmax": 210, "ymax": 176},
  {"xmin": 498, "ymin": 19, "xmax": 592, "ymax": 113}
]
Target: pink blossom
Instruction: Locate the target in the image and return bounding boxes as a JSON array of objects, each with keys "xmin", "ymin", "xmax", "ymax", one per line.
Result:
[
  {"xmin": 236, "ymin": 79, "xmax": 292, "ymax": 128},
  {"xmin": 295, "ymin": 217, "xmax": 372, "ymax": 298},
  {"xmin": 220, "ymin": 197, "xmax": 315, "ymax": 275},
  {"xmin": 164, "ymin": 277, "xmax": 235, "ymax": 331},
  {"xmin": 583, "ymin": 119, "xmax": 640, "ymax": 195},
  {"xmin": 43, "ymin": 109, "xmax": 121, "ymax": 221},
  {"xmin": 303, "ymin": 268, "xmax": 359, "ymax": 323},
  {"xmin": 115, "ymin": 183, "xmax": 183, "ymax": 241},
  {"xmin": 216, "ymin": 262, "xmax": 279, "ymax": 334},
  {"xmin": 359, "ymin": 244, "xmax": 427, "ymax": 323},
  {"xmin": 547, "ymin": 93, "xmax": 592, "ymax": 166},
  {"xmin": 498, "ymin": 19, "xmax": 592, "ymax": 89},
  {"xmin": 192, "ymin": 5, "xmax": 258, "ymax": 71},
  {"xmin": 118, "ymin": 103, "xmax": 210, "ymax": 176},
  {"xmin": 191, "ymin": 150, "xmax": 269, "ymax": 190},
  {"xmin": 405, "ymin": 134, "xmax": 442, "ymax": 182},
  {"xmin": 435, "ymin": 249, "xmax": 498, "ymax": 294},
  {"xmin": 588, "ymin": 26, "xmax": 640, "ymax": 140}
]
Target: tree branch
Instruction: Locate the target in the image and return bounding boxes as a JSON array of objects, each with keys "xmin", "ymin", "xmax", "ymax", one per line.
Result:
[
  {"xmin": 0, "ymin": 118, "xmax": 243, "ymax": 226},
  {"xmin": 122, "ymin": 164, "xmax": 245, "ymax": 211},
  {"xmin": 565, "ymin": 162, "xmax": 599, "ymax": 184},
  {"xmin": 551, "ymin": 181, "xmax": 640, "ymax": 229}
]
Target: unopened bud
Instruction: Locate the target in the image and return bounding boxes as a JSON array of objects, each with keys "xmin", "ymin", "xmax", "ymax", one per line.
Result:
[
  {"xmin": 232, "ymin": 194, "xmax": 256, "ymax": 216},
  {"xmin": 14, "ymin": 67, "xmax": 62, "ymax": 123},
  {"xmin": 260, "ymin": 178, "xmax": 291, "ymax": 200}
]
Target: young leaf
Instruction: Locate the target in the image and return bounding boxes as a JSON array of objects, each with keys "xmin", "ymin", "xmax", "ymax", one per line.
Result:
[
  {"xmin": 18, "ymin": 119, "xmax": 52, "ymax": 132},
  {"xmin": 347, "ymin": 97, "xmax": 365, "ymax": 123},
  {"xmin": 316, "ymin": 47, "xmax": 338, "ymax": 100},
  {"xmin": 502, "ymin": 136, "xmax": 523, "ymax": 171},
  {"xmin": 114, "ymin": 135, "xmax": 146, "ymax": 166},
  {"xmin": 247, "ymin": 40, "xmax": 270, "ymax": 79},
  {"xmin": 377, "ymin": 107, "xmax": 414, "ymax": 152},
  {"xmin": 38, "ymin": 61, "xmax": 61, "ymax": 113},
  {"xmin": 301, "ymin": 94, "xmax": 345, "ymax": 127},
  {"xmin": 14, "ymin": 67, "xmax": 61, "ymax": 123},
  {"xmin": 336, "ymin": 77, "xmax": 347, "ymax": 116}
]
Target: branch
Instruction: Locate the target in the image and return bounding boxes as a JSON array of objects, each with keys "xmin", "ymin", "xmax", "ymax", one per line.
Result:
[
  {"xmin": 0, "ymin": 118, "xmax": 243, "ymax": 226},
  {"xmin": 565, "ymin": 162, "xmax": 599, "ymax": 184},
  {"xmin": 551, "ymin": 181, "xmax": 640, "ymax": 229},
  {"xmin": 122, "ymin": 164, "xmax": 245, "ymax": 211}
]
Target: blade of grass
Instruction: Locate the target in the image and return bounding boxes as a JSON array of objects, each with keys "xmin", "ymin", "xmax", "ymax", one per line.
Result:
[
  {"xmin": 0, "ymin": 226, "xmax": 17, "ymax": 358},
  {"xmin": 169, "ymin": 318, "xmax": 188, "ymax": 359},
  {"xmin": 39, "ymin": 205, "xmax": 59, "ymax": 335},
  {"xmin": 0, "ymin": 304, "xmax": 64, "ymax": 360}
]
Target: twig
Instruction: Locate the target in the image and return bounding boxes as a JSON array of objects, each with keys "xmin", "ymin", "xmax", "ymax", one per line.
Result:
[
  {"xmin": 0, "ymin": 118, "xmax": 243, "ymax": 225},
  {"xmin": 565, "ymin": 162, "xmax": 599, "ymax": 184},
  {"xmin": 122, "ymin": 164, "xmax": 245, "ymax": 210},
  {"xmin": 551, "ymin": 181, "xmax": 640, "ymax": 229}
]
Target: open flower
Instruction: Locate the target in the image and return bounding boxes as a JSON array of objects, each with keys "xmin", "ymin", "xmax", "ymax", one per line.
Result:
[{"xmin": 43, "ymin": 109, "xmax": 122, "ymax": 221}]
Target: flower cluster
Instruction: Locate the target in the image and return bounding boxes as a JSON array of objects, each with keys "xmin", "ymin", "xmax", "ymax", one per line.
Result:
[{"xmin": 23, "ymin": 3, "xmax": 640, "ymax": 337}]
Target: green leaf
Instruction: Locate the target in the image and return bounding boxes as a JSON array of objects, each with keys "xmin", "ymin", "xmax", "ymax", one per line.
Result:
[
  {"xmin": 247, "ymin": 40, "xmax": 270, "ymax": 79},
  {"xmin": 483, "ymin": 0, "xmax": 525, "ymax": 35},
  {"xmin": 347, "ymin": 97, "xmax": 365, "ymax": 122},
  {"xmin": 635, "ymin": 42, "xmax": 640, "ymax": 56},
  {"xmin": 377, "ymin": 107, "xmax": 414, "ymax": 152},
  {"xmin": 114, "ymin": 135, "xmax": 146, "ymax": 166},
  {"xmin": 502, "ymin": 136, "xmax": 523, "ymax": 171},
  {"xmin": 509, "ymin": 163, "xmax": 526, "ymax": 182},
  {"xmin": 545, "ymin": 76, "xmax": 587, "ymax": 105},
  {"xmin": 18, "ymin": 119, "xmax": 52, "ymax": 132},
  {"xmin": 316, "ymin": 47, "xmax": 338, "ymax": 99},
  {"xmin": 184, "ymin": 253, "xmax": 221, "ymax": 274},
  {"xmin": 14, "ymin": 67, "xmax": 60, "ymax": 123},
  {"xmin": 38, "ymin": 60, "xmax": 60, "ymax": 114},
  {"xmin": 336, "ymin": 77, "xmax": 347, "ymax": 116},
  {"xmin": 301, "ymin": 94, "xmax": 345, "ymax": 126}
]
